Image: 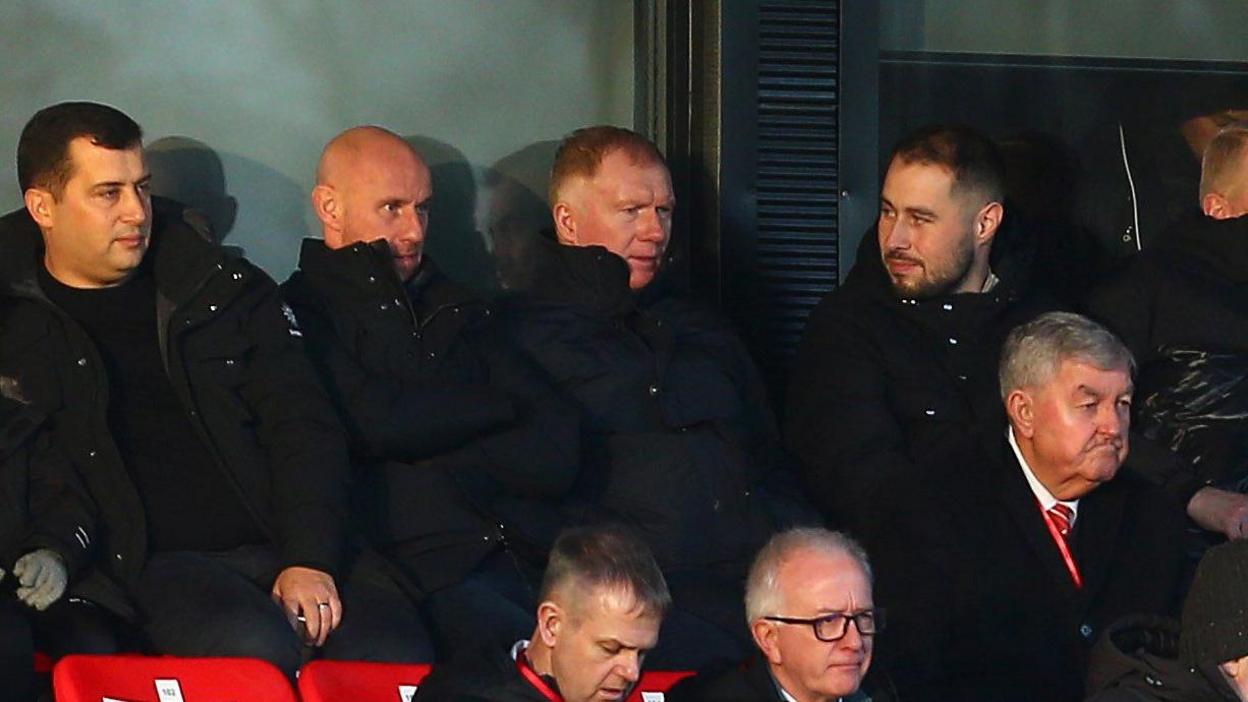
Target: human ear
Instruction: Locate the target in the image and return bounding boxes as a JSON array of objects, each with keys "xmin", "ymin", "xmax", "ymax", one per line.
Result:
[
  {"xmin": 751, "ymin": 619, "xmax": 783, "ymax": 666},
  {"xmin": 1006, "ymin": 389, "xmax": 1035, "ymax": 439},
  {"xmin": 553, "ymin": 202, "xmax": 578, "ymax": 245},
  {"xmin": 536, "ymin": 601, "xmax": 561, "ymax": 647},
  {"xmin": 312, "ymin": 185, "xmax": 341, "ymax": 227},
  {"xmin": 1204, "ymin": 192, "xmax": 1231, "ymax": 220},
  {"xmin": 24, "ymin": 189, "xmax": 55, "ymax": 230},
  {"xmin": 976, "ymin": 201, "xmax": 1004, "ymax": 243}
]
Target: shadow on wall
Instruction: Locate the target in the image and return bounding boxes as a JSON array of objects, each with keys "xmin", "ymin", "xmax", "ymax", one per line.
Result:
[
  {"xmin": 146, "ymin": 135, "xmax": 309, "ymax": 277},
  {"xmin": 483, "ymin": 141, "xmax": 559, "ymax": 292},
  {"xmin": 147, "ymin": 136, "xmax": 238, "ymax": 243},
  {"xmin": 405, "ymin": 135, "xmax": 495, "ymax": 293}
]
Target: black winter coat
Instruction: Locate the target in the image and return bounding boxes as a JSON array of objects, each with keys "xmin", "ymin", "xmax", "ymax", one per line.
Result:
[
  {"xmin": 0, "ymin": 201, "xmax": 350, "ymax": 586},
  {"xmin": 0, "ymin": 394, "xmax": 133, "ymax": 619},
  {"xmin": 785, "ymin": 236, "xmax": 1051, "ymax": 540},
  {"xmin": 1085, "ymin": 615, "xmax": 1235, "ymax": 702},
  {"xmin": 413, "ymin": 645, "xmax": 544, "ymax": 702},
  {"xmin": 281, "ymin": 240, "xmax": 579, "ymax": 593},
  {"xmin": 1089, "ymin": 212, "xmax": 1248, "ymax": 506},
  {"xmin": 498, "ymin": 240, "xmax": 782, "ymax": 573}
]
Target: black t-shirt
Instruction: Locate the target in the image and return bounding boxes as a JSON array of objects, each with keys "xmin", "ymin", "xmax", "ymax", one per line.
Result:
[{"xmin": 39, "ymin": 263, "xmax": 264, "ymax": 553}]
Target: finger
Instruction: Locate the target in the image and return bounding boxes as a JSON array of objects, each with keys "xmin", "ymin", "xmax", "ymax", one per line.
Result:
[
  {"xmin": 33, "ymin": 565, "xmax": 51, "ymax": 590},
  {"xmin": 17, "ymin": 562, "xmax": 39, "ymax": 588},
  {"xmin": 328, "ymin": 592, "xmax": 343, "ymax": 634},
  {"xmin": 301, "ymin": 595, "xmax": 324, "ymax": 646},
  {"xmin": 16, "ymin": 586, "xmax": 35, "ymax": 605}
]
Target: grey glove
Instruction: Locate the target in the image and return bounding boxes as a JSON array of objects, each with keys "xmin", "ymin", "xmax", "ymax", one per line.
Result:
[{"xmin": 13, "ymin": 549, "xmax": 67, "ymax": 611}]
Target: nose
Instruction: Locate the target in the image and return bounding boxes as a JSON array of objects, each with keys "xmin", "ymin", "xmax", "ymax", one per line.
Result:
[
  {"xmin": 1099, "ymin": 402, "xmax": 1127, "ymax": 438},
  {"xmin": 121, "ymin": 185, "xmax": 149, "ymax": 225},
  {"xmin": 616, "ymin": 652, "xmax": 642, "ymax": 683},
  {"xmin": 881, "ymin": 216, "xmax": 909, "ymax": 251},
  {"xmin": 840, "ymin": 618, "xmax": 866, "ymax": 651},
  {"xmin": 638, "ymin": 207, "xmax": 665, "ymax": 242},
  {"xmin": 399, "ymin": 206, "xmax": 427, "ymax": 244}
]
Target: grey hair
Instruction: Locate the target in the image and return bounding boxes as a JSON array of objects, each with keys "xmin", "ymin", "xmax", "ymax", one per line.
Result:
[
  {"xmin": 1200, "ymin": 121, "xmax": 1248, "ymax": 200},
  {"xmin": 998, "ymin": 311, "xmax": 1135, "ymax": 399},
  {"xmin": 745, "ymin": 528, "xmax": 872, "ymax": 623}
]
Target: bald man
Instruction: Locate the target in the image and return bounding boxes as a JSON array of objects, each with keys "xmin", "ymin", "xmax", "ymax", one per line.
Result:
[{"xmin": 282, "ymin": 126, "xmax": 579, "ymax": 660}]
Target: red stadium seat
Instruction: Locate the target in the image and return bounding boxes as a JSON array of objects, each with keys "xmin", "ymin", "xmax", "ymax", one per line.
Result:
[
  {"xmin": 52, "ymin": 654, "xmax": 297, "ymax": 702},
  {"xmin": 625, "ymin": 671, "xmax": 696, "ymax": 701},
  {"xmin": 297, "ymin": 660, "xmax": 433, "ymax": 702}
]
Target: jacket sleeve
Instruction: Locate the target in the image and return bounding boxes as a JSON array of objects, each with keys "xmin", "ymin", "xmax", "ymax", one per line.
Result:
[
  {"xmin": 445, "ymin": 326, "xmax": 579, "ymax": 500},
  {"xmin": 1087, "ymin": 264, "xmax": 1207, "ymax": 506},
  {"xmin": 285, "ymin": 291, "xmax": 518, "ymax": 462},
  {"xmin": 784, "ymin": 297, "xmax": 975, "ymax": 532},
  {"xmin": 2, "ymin": 403, "xmax": 97, "ymax": 578},
  {"xmin": 23, "ymin": 432, "xmax": 98, "ymax": 578},
  {"xmin": 239, "ymin": 272, "xmax": 350, "ymax": 577}
]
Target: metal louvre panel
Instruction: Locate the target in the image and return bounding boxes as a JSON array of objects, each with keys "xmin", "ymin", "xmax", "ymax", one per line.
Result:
[{"xmin": 756, "ymin": 0, "xmax": 839, "ymax": 383}]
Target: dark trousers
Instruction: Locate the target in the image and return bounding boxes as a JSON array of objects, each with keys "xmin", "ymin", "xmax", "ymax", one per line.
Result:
[
  {"xmin": 1, "ymin": 593, "xmax": 122, "ymax": 702},
  {"xmin": 132, "ymin": 545, "xmax": 433, "ymax": 679},
  {"xmin": 421, "ymin": 549, "xmax": 538, "ymax": 662}
]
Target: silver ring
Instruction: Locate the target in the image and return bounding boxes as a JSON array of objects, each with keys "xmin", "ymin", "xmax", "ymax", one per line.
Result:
[{"xmin": 317, "ymin": 602, "xmax": 330, "ymax": 609}]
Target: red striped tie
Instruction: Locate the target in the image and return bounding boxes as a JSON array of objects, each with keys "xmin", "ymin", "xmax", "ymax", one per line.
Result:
[{"xmin": 1047, "ymin": 503, "xmax": 1074, "ymax": 538}]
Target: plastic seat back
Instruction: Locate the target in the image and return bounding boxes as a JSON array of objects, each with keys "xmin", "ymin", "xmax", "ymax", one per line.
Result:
[
  {"xmin": 298, "ymin": 660, "xmax": 434, "ymax": 702},
  {"xmin": 52, "ymin": 654, "xmax": 298, "ymax": 702}
]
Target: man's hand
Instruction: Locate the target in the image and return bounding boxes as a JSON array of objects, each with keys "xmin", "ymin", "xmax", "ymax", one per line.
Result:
[
  {"xmin": 1187, "ymin": 487, "xmax": 1248, "ymax": 539},
  {"xmin": 271, "ymin": 566, "xmax": 341, "ymax": 647},
  {"xmin": 14, "ymin": 549, "xmax": 67, "ymax": 611}
]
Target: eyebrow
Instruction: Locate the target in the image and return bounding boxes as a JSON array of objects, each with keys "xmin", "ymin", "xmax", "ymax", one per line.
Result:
[
  {"xmin": 91, "ymin": 173, "xmax": 151, "ymax": 190},
  {"xmin": 880, "ymin": 197, "xmax": 936, "ymax": 218}
]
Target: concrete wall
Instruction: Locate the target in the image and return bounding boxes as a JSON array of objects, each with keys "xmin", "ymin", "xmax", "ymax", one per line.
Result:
[{"xmin": 0, "ymin": 1, "xmax": 635, "ymax": 284}]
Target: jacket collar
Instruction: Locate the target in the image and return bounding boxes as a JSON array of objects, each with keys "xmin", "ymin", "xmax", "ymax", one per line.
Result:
[
  {"xmin": 508, "ymin": 235, "xmax": 637, "ymax": 317},
  {"xmin": 0, "ymin": 200, "xmax": 223, "ymax": 308},
  {"xmin": 993, "ymin": 434, "xmax": 1126, "ymax": 602},
  {"xmin": 1158, "ymin": 210, "xmax": 1248, "ymax": 283},
  {"xmin": 295, "ymin": 238, "xmax": 477, "ymax": 315}
]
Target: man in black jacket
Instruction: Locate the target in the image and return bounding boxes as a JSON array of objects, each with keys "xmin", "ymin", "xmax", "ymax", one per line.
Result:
[
  {"xmin": 0, "ymin": 102, "xmax": 427, "ymax": 677},
  {"xmin": 785, "ymin": 125, "xmax": 1051, "ymax": 688},
  {"xmin": 499, "ymin": 126, "xmax": 802, "ymax": 667},
  {"xmin": 414, "ymin": 525, "xmax": 669, "ymax": 702},
  {"xmin": 1089, "ymin": 122, "xmax": 1248, "ymax": 564},
  {"xmin": 282, "ymin": 126, "xmax": 579, "ymax": 660}
]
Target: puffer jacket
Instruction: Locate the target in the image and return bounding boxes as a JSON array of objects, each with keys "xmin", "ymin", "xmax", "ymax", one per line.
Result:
[
  {"xmin": 0, "ymin": 199, "xmax": 350, "ymax": 586},
  {"xmin": 282, "ymin": 239, "xmax": 579, "ymax": 592},
  {"xmin": 498, "ymin": 238, "xmax": 784, "ymax": 573}
]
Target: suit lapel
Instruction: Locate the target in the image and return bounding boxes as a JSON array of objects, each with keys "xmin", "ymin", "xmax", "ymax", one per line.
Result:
[
  {"xmin": 995, "ymin": 440, "xmax": 1082, "ymax": 598},
  {"xmin": 1070, "ymin": 478, "xmax": 1126, "ymax": 602}
]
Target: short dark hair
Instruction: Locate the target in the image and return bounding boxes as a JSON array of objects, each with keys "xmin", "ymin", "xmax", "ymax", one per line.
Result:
[
  {"xmin": 890, "ymin": 124, "xmax": 1005, "ymax": 206},
  {"xmin": 17, "ymin": 101, "xmax": 143, "ymax": 196},
  {"xmin": 540, "ymin": 524, "xmax": 671, "ymax": 618},
  {"xmin": 549, "ymin": 125, "xmax": 666, "ymax": 205}
]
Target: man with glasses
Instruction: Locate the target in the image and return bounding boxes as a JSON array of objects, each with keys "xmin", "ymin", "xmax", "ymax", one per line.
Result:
[{"xmin": 670, "ymin": 528, "xmax": 882, "ymax": 702}]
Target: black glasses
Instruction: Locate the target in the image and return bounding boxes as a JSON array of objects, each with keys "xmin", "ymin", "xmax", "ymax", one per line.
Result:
[{"xmin": 764, "ymin": 610, "xmax": 884, "ymax": 642}]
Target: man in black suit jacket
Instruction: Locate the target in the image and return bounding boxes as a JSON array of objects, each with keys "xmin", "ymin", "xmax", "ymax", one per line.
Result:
[{"xmin": 908, "ymin": 312, "xmax": 1184, "ymax": 700}]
